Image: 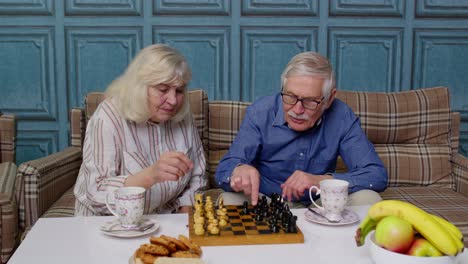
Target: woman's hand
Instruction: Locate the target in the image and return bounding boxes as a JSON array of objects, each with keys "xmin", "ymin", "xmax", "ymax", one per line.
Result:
[
  {"xmin": 124, "ymin": 150, "xmax": 193, "ymax": 189},
  {"xmin": 152, "ymin": 151, "xmax": 193, "ymax": 182}
]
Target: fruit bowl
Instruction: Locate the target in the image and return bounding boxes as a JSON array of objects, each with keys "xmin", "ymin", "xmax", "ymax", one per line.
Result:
[{"xmin": 368, "ymin": 232, "xmax": 462, "ymax": 264}]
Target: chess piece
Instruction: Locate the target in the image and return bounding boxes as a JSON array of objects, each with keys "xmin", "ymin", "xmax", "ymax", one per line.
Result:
[
  {"xmin": 287, "ymin": 215, "xmax": 298, "ymax": 233},
  {"xmin": 241, "ymin": 201, "xmax": 250, "ymax": 215}
]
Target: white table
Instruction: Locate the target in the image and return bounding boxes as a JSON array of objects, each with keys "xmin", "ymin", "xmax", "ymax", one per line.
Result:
[{"xmin": 7, "ymin": 206, "xmax": 468, "ymax": 264}]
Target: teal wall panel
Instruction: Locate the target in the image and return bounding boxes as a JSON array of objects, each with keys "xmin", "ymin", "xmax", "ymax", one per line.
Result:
[
  {"xmin": 1, "ymin": 0, "xmax": 468, "ymax": 163},
  {"xmin": 66, "ymin": 27, "xmax": 142, "ymax": 107},
  {"xmin": 154, "ymin": 26, "xmax": 230, "ymax": 100},
  {"xmin": 241, "ymin": 27, "xmax": 317, "ymax": 101},
  {"xmin": 0, "ymin": 27, "xmax": 56, "ymax": 121},
  {"xmin": 0, "ymin": 0, "xmax": 54, "ymax": 15},
  {"xmin": 329, "ymin": 28, "xmax": 403, "ymax": 92}
]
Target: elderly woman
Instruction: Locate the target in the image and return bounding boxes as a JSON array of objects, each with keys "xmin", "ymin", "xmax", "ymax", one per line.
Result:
[{"xmin": 74, "ymin": 44, "xmax": 207, "ymax": 215}]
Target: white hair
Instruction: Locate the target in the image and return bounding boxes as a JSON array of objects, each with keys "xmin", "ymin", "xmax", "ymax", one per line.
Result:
[
  {"xmin": 105, "ymin": 44, "xmax": 191, "ymax": 123},
  {"xmin": 281, "ymin": 52, "xmax": 335, "ymax": 102}
]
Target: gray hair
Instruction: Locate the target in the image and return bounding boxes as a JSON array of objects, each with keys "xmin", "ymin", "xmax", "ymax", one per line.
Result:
[
  {"xmin": 281, "ymin": 52, "xmax": 335, "ymax": 102},
  {"xmin": 105, "ymin": 44, "xmax": 191, "ymax": 123}
]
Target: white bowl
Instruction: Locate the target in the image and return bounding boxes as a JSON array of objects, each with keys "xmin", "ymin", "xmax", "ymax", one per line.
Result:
[{"xmin": 368, "ymin": 232, "xmax": 462, "ymax": 264}]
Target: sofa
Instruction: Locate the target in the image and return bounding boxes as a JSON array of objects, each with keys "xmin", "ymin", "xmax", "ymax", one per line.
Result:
[
  {"xmin": 13, "ymin": 87, "xmax": 468, "ymax": 254},
  {"xmin": 0, "ymin": 114, "xmax": 17, "ymax": 264}
]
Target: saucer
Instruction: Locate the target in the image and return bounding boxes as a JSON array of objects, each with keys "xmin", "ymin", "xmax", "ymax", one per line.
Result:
[
  {"xmin": 100, "ymin": 218, "xmax": 159, "ymax": 238},
  {"xmin": 304, "ymin": 208, "xmax": 359, "ymax": 226}
]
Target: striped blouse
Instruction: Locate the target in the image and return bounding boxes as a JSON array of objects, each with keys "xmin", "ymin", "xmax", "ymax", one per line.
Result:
[{"xmin": 74, "ymin": 98, "xmax": 207, "ymax": 216}]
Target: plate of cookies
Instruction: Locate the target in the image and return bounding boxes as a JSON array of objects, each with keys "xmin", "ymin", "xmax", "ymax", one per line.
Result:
[{"xmin": 131, "ymin": 234, "xmax": 204, "ymax": 264}]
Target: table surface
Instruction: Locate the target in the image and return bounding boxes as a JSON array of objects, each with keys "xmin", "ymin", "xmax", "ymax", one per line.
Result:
[{"xmin": 8, "ymin": 206, "xmax": 468, "ymax": 264}]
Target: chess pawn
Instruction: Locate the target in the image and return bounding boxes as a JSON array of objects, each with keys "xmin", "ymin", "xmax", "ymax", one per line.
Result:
[
  {"xmin": 194, "ymin": 216, "xmax": 205, "ymax": 225},
  {"xmin": 209, "ymin": 226, "xmax": 220, "ymax": 235},
  {"xmin": 219, "ymin": 218, "xmax": 228, "ymax": 227}
]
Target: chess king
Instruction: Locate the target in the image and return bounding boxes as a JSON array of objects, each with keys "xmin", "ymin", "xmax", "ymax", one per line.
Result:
[{"xmin": 215, "ymin": 52, "xmax": 388, "ymax": 207}]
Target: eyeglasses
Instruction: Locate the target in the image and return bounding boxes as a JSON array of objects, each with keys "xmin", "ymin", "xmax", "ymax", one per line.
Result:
[{"xmin": 280, "ymin": 93, "xmax": 324, "ymax": 110}]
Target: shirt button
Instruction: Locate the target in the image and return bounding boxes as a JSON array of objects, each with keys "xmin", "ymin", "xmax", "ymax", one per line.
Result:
[
  {"xmin": 227, "ymin": 176, "xmax": 230, "ymax": 182},
  {"xmin": 370, "ymin": 184, "xmax": 373, "ymax": 187},
  {"xmin": 299, "ymin": 153, "xmax": 304, "ymax": 156}
]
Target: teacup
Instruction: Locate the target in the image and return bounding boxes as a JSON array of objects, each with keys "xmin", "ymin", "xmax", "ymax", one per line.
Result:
[
  {"xmin": 105, "ymin": 186, "xmax": 146, "ymax": 228},
  {"xmin": 309, "ymin": 179, "xmax": 349, "ymax": 222}
]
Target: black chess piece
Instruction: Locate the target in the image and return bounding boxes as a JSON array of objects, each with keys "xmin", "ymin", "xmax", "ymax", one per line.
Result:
[
  {"xmin": 287, "ymin": 215, "xmax": 298, "ymax": 233},
  {"xmin": 255, "ymin": 213, "xmax": 263, "ymax": 222},
  {"xmin": 241, "ymin": 201, "xmax": 250, "ymax": 215},
  {"xmin": 270, "ymin": 224, "xmax": 280, "ymax": 233}
]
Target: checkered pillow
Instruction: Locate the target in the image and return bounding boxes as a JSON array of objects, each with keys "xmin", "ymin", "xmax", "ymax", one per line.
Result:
[
  {"xmin": 337, "ymin": 87, "xmax": 453, "ymax": 187},
  {"xmin": 208, "ymin": 101, "xmax": 250, "ymax": 187}
]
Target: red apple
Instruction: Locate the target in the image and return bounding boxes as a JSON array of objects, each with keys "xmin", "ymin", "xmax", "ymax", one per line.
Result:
[
  {"xmin": 407, "ymin": 237, "xmax": 443, "ymax": 257},
  {"xmin": 375, "ymin": 215, "xmax": 414, "ymax": 253}
]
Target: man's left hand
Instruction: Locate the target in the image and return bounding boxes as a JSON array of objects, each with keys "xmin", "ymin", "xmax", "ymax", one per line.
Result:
[{"xmin": 280, "ymin": 170, "xmax": 333, "ymax": 202}]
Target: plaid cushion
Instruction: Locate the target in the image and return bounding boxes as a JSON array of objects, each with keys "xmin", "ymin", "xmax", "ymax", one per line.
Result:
[
  {"xmin": 70, "ymin": 108, "xmax": 85, "ymax": 148},
  {"xmin": 42, "ymin": 186, "xmax": 75, "ymax": 218},
  {"xmin": 15, "ymin": 147, "xmax": 82, "ymax": 231},
  {"xmin": 452, "ymin": 153, "xmax": 468, "ymax": 196},
  {"xmin": 208, "ymin": 101, "xmax": 250, "ymax": 186},
  {"xmin": 85, "ymin": 92, "xmax": 105, "ymax": 122},
  {"xmin": 336, "ymin": 87, "xmax": 451, "ymax": 144},
  {"xmin": 381, "ymin": 187, "xmax": 468, "ymax": 247},
  {"xmin": 0, "ymin": 162, "xmax": 17, "ymax": 264},
  {"xmin": 188, "ymin": 89, "xmax": 209, "ymax": 159},
  {"xmin": 0, "ymin": 115, "xmax": 15, "ymax": 163},
  {"xmin": 375, "ymin": 144, "xmax": 453, "ymax": 188},
  {"xmin": 337, "ymin": 87, "xmax": 453, "ymax": 187}
]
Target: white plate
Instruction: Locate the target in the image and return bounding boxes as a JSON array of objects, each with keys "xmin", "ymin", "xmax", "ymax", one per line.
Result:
[
  {"xmin": 100, "ymin": 218, "xmax": 159, "ymax": 238},
  {"xmin": 304, "ymin": 208, "xmax": 359, "ymax": 226}
]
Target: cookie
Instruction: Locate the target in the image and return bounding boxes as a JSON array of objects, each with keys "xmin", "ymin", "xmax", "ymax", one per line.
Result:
[
  {"xmin": 178, "ymin": 235, "xmax": 202, "ymax": 256},
  {"xmin": 150, "ymin": 236, "xmax": 177, "ymax": 253},
  {"xmin": 161, "ymin": 235, "xmax": 189, "ymax": 251},
  {"xmin": 171, "ymin": 251, "xmax": 201, "ymax": 258},
  {"xmin": 141, "ymin": 243, "xmax": 170, "ymax": 256}
]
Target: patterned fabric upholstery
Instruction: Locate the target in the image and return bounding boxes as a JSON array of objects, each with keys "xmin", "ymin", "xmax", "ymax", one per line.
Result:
[
  {"xmin": 15, "ymin": 147, "xmax": 82, "ymax": 231},
  {"xmin": 336, "ymin": 87, "xmax": 453, "ymax": 187},
  {"xmin": 207, "ymin": 101, "xmax": 250, "ymax": 187},
  {"xmin": 0, "ymin": 114, "xmax": 16, "ymax": 264},
  {"xmin": 0, "ymin": 162, "xmax": 17, "ymax": 264},
  {"xmin": 0, "ymin": 114, "xmax": 15, "ymax": 163}
]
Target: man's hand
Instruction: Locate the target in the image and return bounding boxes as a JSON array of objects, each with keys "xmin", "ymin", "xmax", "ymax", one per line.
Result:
[
  {"xmin": 230, "ymin": 164, "xmax": 260, "ymax": 206},
  {"xmin": 280, "ymin": 170, "xmax": 333, "ymax": 202}
]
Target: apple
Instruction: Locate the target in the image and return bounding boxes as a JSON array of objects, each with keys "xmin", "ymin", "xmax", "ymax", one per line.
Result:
[
  {"xmin": 407, "ymin": 237, "xmax": 443, "ymax": 257},
  {"xmin": 375, "ymin": 215, "xmax": 414, "ymax": 253}
]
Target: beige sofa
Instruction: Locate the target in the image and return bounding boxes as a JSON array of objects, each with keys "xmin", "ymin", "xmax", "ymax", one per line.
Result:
[
  {"xmin": 0, "ymin": 114, "xmax": 17, "ymax": 264},
  {"xmin": 12, "ymin": 87, "xmax": 468, "ymax": 257}
]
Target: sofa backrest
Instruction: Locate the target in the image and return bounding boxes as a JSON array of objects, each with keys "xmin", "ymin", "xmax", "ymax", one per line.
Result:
[
  {"xmin": 0, "ymin": 114, "xmax": 16, "ymax": 163},
  {"xmin": 336, "ymin": 87, "xmax": 456, "ymax": 188}
]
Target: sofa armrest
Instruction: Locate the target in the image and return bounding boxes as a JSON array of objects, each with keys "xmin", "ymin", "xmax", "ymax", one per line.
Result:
[
  {"xmin": 452, "ymin": 153, "xmax": 468, "ymax": 197},
  {"xmin": 15, "ymin": 147, "xmax": 82, "ymax": 232},
  {"xmin": 0, "ymin": 114, "xmax": 16, "ymax": 163},
  {"xmin": 70, "ymin": 108, "xmax": 85, "ymax": 148},
  {"xmin": 0, "ymin": 162, "xmax": 18, "ymax": 264}
]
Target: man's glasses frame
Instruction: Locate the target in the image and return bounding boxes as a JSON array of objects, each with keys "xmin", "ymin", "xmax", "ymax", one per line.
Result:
[{"xmin": 280, "ymin": 92, "xmax": 324, "ymax": 110}]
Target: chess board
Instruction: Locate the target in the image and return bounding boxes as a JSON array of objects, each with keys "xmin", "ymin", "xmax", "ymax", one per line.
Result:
[{"xmin": 188, "ymin": 205, "xmax": 304, "ymax": 246}]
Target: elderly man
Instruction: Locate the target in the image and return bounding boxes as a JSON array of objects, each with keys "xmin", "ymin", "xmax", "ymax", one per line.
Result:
[{"xmin": 215, "ymin": 52, "xmax": 387, "ymax": 207}]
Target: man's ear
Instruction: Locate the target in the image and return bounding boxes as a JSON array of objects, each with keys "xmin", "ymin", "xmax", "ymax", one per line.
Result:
[{"xmin": 325, "ymin": 88, "xmax": 337, "ymax": 108}]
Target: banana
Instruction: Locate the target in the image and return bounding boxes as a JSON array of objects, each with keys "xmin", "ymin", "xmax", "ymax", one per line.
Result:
[
  {"xmin": 429, "ymin": 214, "xmax": 464, "ymax": 253},
  {"xmin": 356, "ymin": 200, "xmax": 460, "ymax": 256}
]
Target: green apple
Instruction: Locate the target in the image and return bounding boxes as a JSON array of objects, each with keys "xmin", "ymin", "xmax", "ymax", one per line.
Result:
[
  {"xmin": 407, "ymin": 237, "xmax": 443, "ymax": 257},
  {"xmin": 375, "ymin": 215, "xmax": 414, "ymax": 253}
]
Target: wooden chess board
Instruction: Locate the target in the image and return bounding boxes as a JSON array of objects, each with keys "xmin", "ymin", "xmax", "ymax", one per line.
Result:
[{"xmin": 188, "ymin": 205, "xmax": 304, "ymax": 246}]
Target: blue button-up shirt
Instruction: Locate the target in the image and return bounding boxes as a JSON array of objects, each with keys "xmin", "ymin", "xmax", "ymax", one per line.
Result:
[{"xmin": 215, "ymin": 92, "xmax": 388, "ymax": 203}]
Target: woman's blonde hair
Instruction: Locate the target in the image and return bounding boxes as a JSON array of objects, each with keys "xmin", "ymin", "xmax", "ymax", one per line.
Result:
[{"xmin": 105, "ymin": 44, "xmax": 192, "ymax": 123}]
